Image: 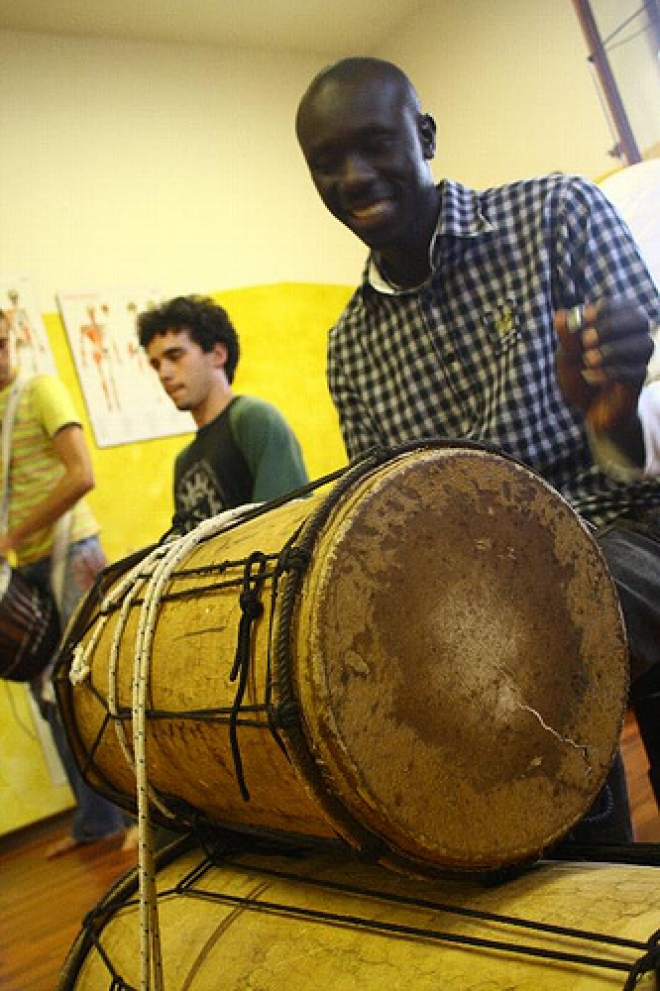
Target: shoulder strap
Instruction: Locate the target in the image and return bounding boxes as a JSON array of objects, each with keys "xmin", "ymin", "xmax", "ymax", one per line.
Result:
[
  {"xmin": 0, "ymin": 377, "xmax": 72, "ymax": 608},
  {"xmin": 1, "ymin": 377, "xmax": 29, "ymax": 534}
]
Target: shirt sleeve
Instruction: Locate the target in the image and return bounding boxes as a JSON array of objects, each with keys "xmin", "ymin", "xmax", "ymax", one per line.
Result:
[
  {"xmin": 551, "ymin": 177, "xmax": 660, "ymax": 324},
  {"xmin": 230, "ymin": 397, "xmax": 309, "ymax": 501},
  {"xmin": 584, "ymin": 333, "xmax": 660, "ymax": 479},
  {"xmin": 327, "ymin": 329, "xmax": 381, "ymax": 462},
  {"xmin": 553, "ymin": 179, "xmax": 660, "ymax": 479},
  {"xmin": 29, "ymin": 375, "xmax": 81, "ymax": 437}
]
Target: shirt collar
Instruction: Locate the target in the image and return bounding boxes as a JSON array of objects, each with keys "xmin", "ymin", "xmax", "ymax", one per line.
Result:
[{"xmin": 366, "ymin": 180, "xmax": 495, "ymax": 296}]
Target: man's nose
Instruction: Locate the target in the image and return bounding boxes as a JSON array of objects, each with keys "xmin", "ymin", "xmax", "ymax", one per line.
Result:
[{"xmin": 341, "ymin": 151, "xmax": 376, "ymax": 189}]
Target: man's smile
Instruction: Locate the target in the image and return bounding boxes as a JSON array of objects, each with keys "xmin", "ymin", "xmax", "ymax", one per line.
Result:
[{"xmin": 349, "ymin": 198, "xmax": 394, "ymax": 221}]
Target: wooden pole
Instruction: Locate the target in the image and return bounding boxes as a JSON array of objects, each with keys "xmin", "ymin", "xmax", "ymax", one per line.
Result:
[{"xmin": 571, "ymin": 0, "xmax": 642, "ymax": 164}]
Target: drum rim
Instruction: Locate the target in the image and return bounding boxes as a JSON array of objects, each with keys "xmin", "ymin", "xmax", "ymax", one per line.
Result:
[
  {"xmin": 272, "ymin": 441, "xmax": 517, "ymax": 868},
  {"xmin": 272, "ymin": 439, "xmax": 629, "ymax": 875}
]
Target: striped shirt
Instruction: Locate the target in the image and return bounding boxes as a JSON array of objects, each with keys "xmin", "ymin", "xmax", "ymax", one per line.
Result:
[
  {"xmin": 0, "ymin": 375, "xmax": 98, "ymax": 565},
  {"xmin": 328, "ymin": 174, "xmax": 660, "ymax": 528}
]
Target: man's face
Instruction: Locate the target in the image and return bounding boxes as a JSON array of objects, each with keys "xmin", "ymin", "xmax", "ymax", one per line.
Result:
[
  {"xmin": 0, "ymin": 318, "xmax": 12, "ymax": 391},
  {"xmin": 297, "ymin": 73, "xmax": 436, "ymax": 252},
  {"xmin": 146, "ymin": 328, "xmax": 223, "ymax": 413}
]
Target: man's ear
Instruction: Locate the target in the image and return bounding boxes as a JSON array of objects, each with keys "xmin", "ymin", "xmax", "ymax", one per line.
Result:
[
  {"xmin": 419, "ymin": 113, "xmax": 437, "ymax": 160},
  {"xmin": 212, "ymin": 342, "xmax": 228, "ymax": 368}
]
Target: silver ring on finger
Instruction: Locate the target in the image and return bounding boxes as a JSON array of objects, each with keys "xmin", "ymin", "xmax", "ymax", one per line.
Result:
[{"xmin": 566, "ymin": 306, "xmax": 584, "ymax": 335}]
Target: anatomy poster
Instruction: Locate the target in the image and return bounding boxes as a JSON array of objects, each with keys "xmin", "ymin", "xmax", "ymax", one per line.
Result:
[
  {"xmin": 57, "ymin": 286, "xmax": 195, "ymax": 447},
  {"xmin": 0, "ymin": 275, "xmax": 58, "ymax": 377}
]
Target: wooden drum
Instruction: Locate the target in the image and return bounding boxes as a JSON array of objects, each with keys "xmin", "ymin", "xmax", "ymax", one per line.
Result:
[
  {"xmin": 0, "ymin": 560, "xmax": 60, "ymax": 681},
  {"xmin": 55, "ymin": 442, "xmax": 629, "ymax": 874},
  {"xmin": 57, "ymin": 840, "xmax": 659, "ymax": 990}
]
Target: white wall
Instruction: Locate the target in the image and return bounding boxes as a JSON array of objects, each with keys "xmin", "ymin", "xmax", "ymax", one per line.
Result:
[
  {"xmin": 382, "ymin": 0, "xmax": 623, "ymax": 188},
  {"xmin": 591, "ymin": 0, "xmax": 660, "ymax": 157},
  {"xmin": 2, "ymin": 4, "xmax": 654, "ymax": 311}
]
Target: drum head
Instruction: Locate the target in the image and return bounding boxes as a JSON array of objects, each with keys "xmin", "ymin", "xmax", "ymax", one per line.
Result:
[{"xmin": 288, "ymin": 446, "xmax": 628, "ymax": 872}]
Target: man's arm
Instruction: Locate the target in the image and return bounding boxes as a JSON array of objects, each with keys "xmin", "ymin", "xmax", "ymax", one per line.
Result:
[
  {"xmin": 0, "ymin": 424, "xmax": 94, "ymax": 556},
  {"xmin": 327, "ymin": 347, "xmax": 381, "ymax": 463},
  {"xmin": 555, "ymin": 300, "xmax": 656, "ymax": 476},
  {"xmin": 550, "ymin": 179, "xmax": 660, "ymax": 476}
]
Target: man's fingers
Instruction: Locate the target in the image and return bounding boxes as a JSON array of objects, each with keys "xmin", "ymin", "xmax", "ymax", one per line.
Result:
[
  {"xmin": 555, "ymin": 309, "xmax": 584, "ymax": 360},
  {"xmin": 596, "ymin": 298, "xmax": 651, "ymax": 334},
  {"xmin": 582, "ymin": 363, "xmax": 648, "ymax": 385},
  {"xmin": 557, "ymin": 301, "xmax": 652, "ymax": 385}
]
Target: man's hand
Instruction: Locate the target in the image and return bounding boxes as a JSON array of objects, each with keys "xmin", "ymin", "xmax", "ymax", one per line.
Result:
[{"xmin": 555, "ymin": 299, "xmax": 653, "ymax": 434}]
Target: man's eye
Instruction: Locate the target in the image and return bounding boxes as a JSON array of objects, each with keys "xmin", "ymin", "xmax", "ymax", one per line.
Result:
[{"xmin": 364, "ymin": 135, "xmax": 394, "ymax": 154}]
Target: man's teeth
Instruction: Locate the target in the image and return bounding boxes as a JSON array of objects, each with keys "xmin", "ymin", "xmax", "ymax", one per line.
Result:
[{"xmin": 352, "ymin": 202, "xmax": 387, "ymax": 220}]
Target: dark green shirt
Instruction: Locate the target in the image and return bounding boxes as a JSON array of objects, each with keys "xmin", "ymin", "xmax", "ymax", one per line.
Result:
[{"xmin": 173, "ymin": 395, "xmax": 308, "ymax": 532}]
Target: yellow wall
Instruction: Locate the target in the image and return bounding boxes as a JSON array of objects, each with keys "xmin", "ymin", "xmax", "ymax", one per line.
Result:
[
  {"xmin": 0, "ymin": 684, "xmax": 74, "ymax": 833},
  {"xmin": 1, "ymin": 281, "xmax": 352, "ymax": 834}
]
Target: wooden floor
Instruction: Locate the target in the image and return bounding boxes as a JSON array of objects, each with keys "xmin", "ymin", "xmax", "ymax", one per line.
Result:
[
  {"xmin": 621, "ymin": 709, "xmax": 660, "ymax": 845},
  {"xmin": 1, "ymin": 710, "xmax": 658, "ymax": 991}
]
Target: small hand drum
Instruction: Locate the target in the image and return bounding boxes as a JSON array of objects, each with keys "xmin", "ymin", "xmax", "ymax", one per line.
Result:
[{"xmin": 0, "ymin": 560, "xmax": 60, "ymax": 681}]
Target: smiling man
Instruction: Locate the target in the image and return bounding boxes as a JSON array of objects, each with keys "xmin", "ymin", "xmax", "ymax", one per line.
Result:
[
  {"xmin": 296, "ymin": 57, "xmax": 660, "ymax": 847},
  {"xmin": 138, "ymin": 295, "xmax": 308, "ymax": 533},
  {"xmin": 296, "ymin": 59, "xmax": 438, "ymax": 290}
]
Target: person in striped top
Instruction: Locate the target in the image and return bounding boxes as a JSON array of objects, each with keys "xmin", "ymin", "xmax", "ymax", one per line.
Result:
[{"xmin": 0, "ymin": 311, "xmax": 134, "ymax": 856}]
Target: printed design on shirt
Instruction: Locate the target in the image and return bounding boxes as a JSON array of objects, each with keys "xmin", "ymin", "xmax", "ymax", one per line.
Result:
[
  {"xmin": 483, "ymin": 297, "xmax": 521, "ymax": 352},
  {"xmin": 177, "ymin": 459, "xmax": 225, "ymax": 524}
]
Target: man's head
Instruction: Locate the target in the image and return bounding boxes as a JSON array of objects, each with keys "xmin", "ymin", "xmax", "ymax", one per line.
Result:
[
  {"xmin": 296, "ymin": 58, "xmax": 438, "ymax": 259},
  {"xmin": 137, "ymin": 296, "xmax": 240, "ymax": 425},
  {"xmin": 137, "ymin": 295, "xmax": 240, "ymax": 382}
]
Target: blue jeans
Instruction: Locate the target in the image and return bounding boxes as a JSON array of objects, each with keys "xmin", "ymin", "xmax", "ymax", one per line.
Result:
[{"xmin": 21, "ymin": 537, "xmax": 127, "ymax": 842}]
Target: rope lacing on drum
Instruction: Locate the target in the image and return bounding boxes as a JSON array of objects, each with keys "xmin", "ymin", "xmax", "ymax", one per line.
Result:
[
  {"xmin": 276, "ymin": 543, "xmax": 311, "ymax": 577},
  {"xmin": 265, "ymin": 540, "xmax": 311, "ymax": 736},
  {"xmin": 69, "ymin": 642, "xmax": 91, "ymax": 685},
  {"xmin": 230, "ymin": 551, "xmax": 269, "ymax": 801},
  {"xmin": 580, "ymin": 780, "xmax": 615, "ymax": 826},
  {"xmin": 623, "ymin": 928, "xmax": 660, "ymax": 989}
]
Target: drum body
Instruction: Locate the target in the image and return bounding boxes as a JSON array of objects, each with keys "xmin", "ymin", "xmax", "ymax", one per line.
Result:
[
  {"xmin": 0, "ymin": 560, "xmax": 60, "ymax": 681},
  {"xmin": 58, "ymin": 842, "xmax": 659, "ymax": 990},
  {"xmin": 55, "ymin": 444, "xmax": 629, "ymax": 874}
]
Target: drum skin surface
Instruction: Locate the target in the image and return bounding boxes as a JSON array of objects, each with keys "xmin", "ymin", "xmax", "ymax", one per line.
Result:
[
  {"xmin": 58, "ymin": 843, "xmax": 659, "ymax": 990},
  {"xmin": 56, "ymin": 444, "xmax": 628, "ymax": 874},
  {"xmin": 289, "ymin": 448, "xmax": 628, "ymax": 870}
]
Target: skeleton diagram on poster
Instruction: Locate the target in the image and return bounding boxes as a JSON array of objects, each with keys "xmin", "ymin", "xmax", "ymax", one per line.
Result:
[
  {"xmin": 57, "ymin": 287, "xmax": 195, "ymax": 447},
  {"xmin": 0, "ymin": 275, "xmax": 58, "ymax": 377}
]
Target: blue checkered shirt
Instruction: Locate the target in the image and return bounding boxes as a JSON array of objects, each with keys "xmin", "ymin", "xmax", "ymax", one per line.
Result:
[{"xmin": 328, "ymin": 174, "xmax": 660, "ymax": 527}]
